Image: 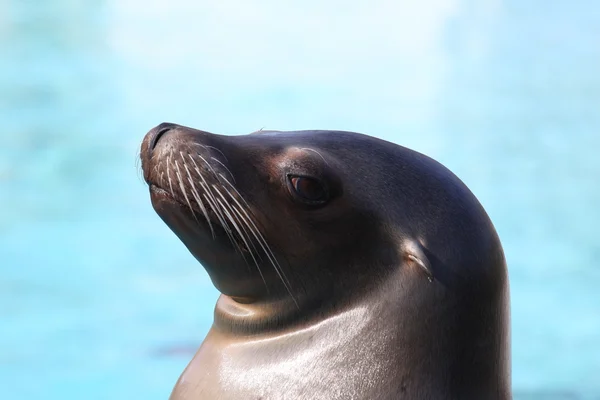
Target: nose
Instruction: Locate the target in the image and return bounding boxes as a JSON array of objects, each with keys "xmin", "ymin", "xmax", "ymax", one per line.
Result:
[{"xmin": 146, "ymin": 122, "xmax": 178, "ymax": 156}]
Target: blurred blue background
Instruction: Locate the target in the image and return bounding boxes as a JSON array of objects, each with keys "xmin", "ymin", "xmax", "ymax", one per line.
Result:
[{"xmin": 1, "ymin": 0, "xmax": 598, "ymax": 399}]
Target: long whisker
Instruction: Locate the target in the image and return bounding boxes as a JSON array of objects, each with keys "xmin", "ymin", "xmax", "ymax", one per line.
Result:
[
  {"xmin": 218, "ymin": 179, "xmax": 279, "ymax": 265},
  {"xmin": 201, "ymin": 193, "xmax": 241, "ymax": 255},
  {"xmin": 182, "ymin": 154, "xmax": 215, "ymax": 238},
  {"xmin": 217, "ymin": 177, "xmax": 295, "ymax": 300},
  {"xmin": 174, "ymin": 159, "xmax": 199, "ymax": 223},
  {"xmin": 167, "ymin": 152, "xmax": 175, "ymax": 198},
  {"xmin": 215, "ymin": 197, "xmax": 257, "ymax": 271},
  {"xmin": 188, "ymin": 155, "xmax": 230, "ymax": 234},
  {"xmin": 135, "ymin": 149, "xmax": 146, "ymax": 184},
  {"xmin": 213, "ymin": 187, "xmax": 268, "ymax": 290},
  {"xmin": 186, "ymin": 154, "xmax": 240, "ymax": 251},
  {"xmin": 218, "ymin": 174, "xmax": 254, "ymax": 212},
  {"xmin": 228, "ymin": 198, "xmax": 297, "ymax": 307},
  {"xmin": 210, "ymin": 157, "xmax": 236, "ymax": 184},
  {"xmin": 219, "ymin": 186, "xmax": 262, "ymax": 262},
  {"xmin": 195, "ymin": 143, "xmax": 228, "ymax": 162},
  {"xmin": 194, "ymin": 152, "xmax": 219, "ymax": 179},
  {"xmin": 209, "ymin": 198, "xmax": 239, "ymax": 254},
  {"xmin": 152, "ymin": 162, "xmax": 161, "ymax": 180}
]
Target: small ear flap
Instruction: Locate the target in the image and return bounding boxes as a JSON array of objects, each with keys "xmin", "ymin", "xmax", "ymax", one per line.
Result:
[{"xmin": 404, "ymin": 241, "xmax": 434, "ymax": 282}]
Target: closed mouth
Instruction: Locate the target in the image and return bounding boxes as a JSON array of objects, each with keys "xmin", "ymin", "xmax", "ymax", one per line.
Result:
[
  {"xmin": 149, "ymin": 183, "xmax": 251, "ymax": 255},
  {"xmin": 150, "ymin": 183, "xmax": 220, "ymax": 230}
]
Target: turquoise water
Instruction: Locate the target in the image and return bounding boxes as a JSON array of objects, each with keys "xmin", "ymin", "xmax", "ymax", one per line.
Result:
[{"xmin": 1, "ymin": 0, "xmax": 598, "ymax": 399}]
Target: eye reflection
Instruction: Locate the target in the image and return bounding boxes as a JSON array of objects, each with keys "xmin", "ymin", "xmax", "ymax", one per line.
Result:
[{"xmin": 289, "ymin": 176, "xmax": 327, "ymax": 202}]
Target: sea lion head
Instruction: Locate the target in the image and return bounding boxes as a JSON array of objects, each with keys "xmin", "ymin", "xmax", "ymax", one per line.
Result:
[{"xmin": 140, "ymin": 123, "xmax": 508, "ymax": 339}]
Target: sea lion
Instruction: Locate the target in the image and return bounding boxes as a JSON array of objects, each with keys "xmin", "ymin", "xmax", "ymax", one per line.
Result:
[{"xmin": 139, "ymin": 123, "xmax": 511, "ymax": 400}]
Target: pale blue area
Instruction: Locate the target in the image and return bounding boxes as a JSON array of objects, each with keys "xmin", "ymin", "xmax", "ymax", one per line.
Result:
[{"xmin": 0, "ymin": 1, "xmax": 598, "ymax": 399}]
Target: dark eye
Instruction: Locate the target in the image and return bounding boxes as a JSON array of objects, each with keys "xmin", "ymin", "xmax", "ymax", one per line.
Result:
[{"xmin": 288, "ymin": 175, "xmax": 328, "ymax": 204}]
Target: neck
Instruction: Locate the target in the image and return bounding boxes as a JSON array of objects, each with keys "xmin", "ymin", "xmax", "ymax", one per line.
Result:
[
  {"xmin": 204, "ymin": 283, "xmax": 509, "ymax": 399},
  {"xmin": 212, "ymin": 264, "xmax": 389, "ymax": 336},
  {"xmin": 213, "ymin": 289, "xmax": 351, "ymax": 336}
]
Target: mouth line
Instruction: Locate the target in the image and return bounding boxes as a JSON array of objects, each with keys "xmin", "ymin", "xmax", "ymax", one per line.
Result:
[
  {"xmin": 149, "ymin": 183, "xmax": 251, "ymax": 254},
  {"xmin": 149, "ymin": 183, "xmax": 213, "ymax": 219},
  {"xmin": 149, "ymin": 183, "xmax": 182, "ymax": 205}
]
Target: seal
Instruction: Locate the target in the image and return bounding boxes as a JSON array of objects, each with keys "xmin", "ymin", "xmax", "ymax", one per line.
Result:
[{"xmin": 139, "ymin": 123, "xmax": 511, "ymax": 400}]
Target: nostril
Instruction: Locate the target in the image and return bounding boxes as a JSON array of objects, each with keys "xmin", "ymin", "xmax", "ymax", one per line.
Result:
[{"xmin": 151, "ymin": 125, "xmax": 174, "ymax": 151}]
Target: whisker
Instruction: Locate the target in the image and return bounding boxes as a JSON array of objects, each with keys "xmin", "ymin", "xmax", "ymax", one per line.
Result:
[
  {"xmin": 182, "ymin": 154, "xmax": 215, "ymax": 238},
  {"xmin": 218, "ymin": 174, "xmax": 254, "ymax": 212},
  {"xmin": 201, "ymin": 193, "xmax": 240, "ymax": 255},
  {"xmin": 188, "ymin": 155, "xmax": 227, "ymax": 230},
  {"xmin": 211, "ymin": 157, "xmax": 236, "ymax": 184},
  {"xmin": 135, "ymin": 150, "xmax": 145, "ymax": 184},
  {"xmin": 174, "ymin": 159, "xmax": 199, "ymax": 223},
  {"xmin": 195, "ymin": 143, "xmax": 228, "ymax": 162},
  {"xmin": 214, "ymin": 176, "xmax": 292, "ymax": 295},
  {"xmin": 186, "ymin": 153, "xmax": 239, "ymax": 249},
  {"xmin": 228, "ymin": 197, "xmax": 297, "ymax": 307},
  {"xmin": 219, "ymin": 186, "xmax": 262, "ymax": 262},
  {"xmin": 151, "ymin": 161, "xmax": 162, "ymax": 184},
  {"xmin": 190, "ymin": 183, "xmax": 215, "ymax": 238},
  {"xmin": 167, "ymin": 152, "xmax": 175, "ymax": 198},
  {"xmin": 194, "ymin": 152, "xmax": 219, "ymax": 179},
  {"xmin": 215, "ymin": 197, "xmax": 256, "ymax": 270},
  {"xmin": 213, "ymin": 187, "xmax": 268, "ymax": 290}
]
